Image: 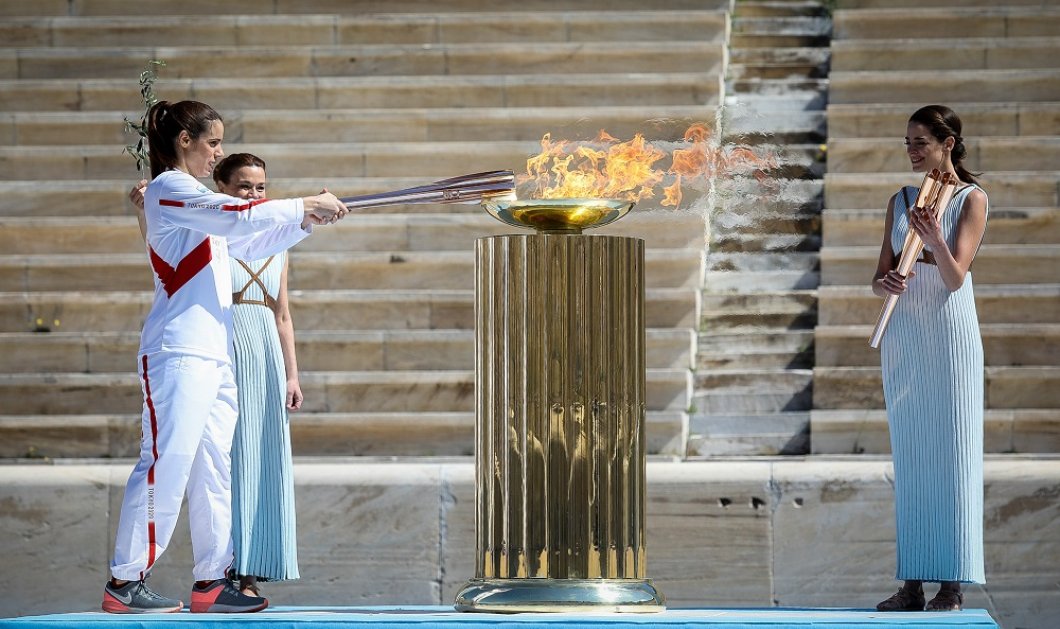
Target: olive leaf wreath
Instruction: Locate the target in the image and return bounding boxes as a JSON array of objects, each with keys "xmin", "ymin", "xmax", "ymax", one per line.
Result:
[{"xmin": 122, "ymin": 59, "xmax": 166, "ymax": 176}]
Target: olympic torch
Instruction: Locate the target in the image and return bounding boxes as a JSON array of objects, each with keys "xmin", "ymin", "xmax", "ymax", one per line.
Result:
[
  {"xmin": 869, "ymin": 168, "xmax": 958, "ymax": 349},
  {"xmin": 339, "ymin": 170, "xmax": 515, "ymax": 210}
]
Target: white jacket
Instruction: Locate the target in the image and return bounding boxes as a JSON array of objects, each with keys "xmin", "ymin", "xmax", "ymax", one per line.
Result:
[{"xmin": 139, "ymin": 169, "xmax": 310, "ymax": 362}]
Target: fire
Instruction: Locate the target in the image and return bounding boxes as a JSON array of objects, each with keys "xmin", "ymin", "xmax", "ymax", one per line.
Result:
[
  {"xmin": 662, "ymin": 124, "xmax": 713, "ymax": 208},
  {"xmin": 520, "ymin": 123, "xmax": 777, "ymax": 209},
  {"xmin": 522, "ymin": 130, "xmax": 665, "ymax": 202}
]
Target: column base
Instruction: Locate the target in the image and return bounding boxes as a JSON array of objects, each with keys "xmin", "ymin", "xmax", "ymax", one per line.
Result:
[{"xmin": 454, "ymin": 578, "xmax": 666, "ymax": 613}]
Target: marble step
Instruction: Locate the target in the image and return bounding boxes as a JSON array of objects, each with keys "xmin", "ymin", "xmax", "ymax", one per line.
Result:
[
  {"xmin": 0, "ymin": 330, "xmax": 692, "ymax": 374},
  {"xmin": 687, "ymin": 411, "xmax": 810, "ymax": 456},
  {"xmin": 723, "ymin": 90, "xmax": 827, "ymax": 113},
  {"xmin": 703, "ymin": 250, "xmax": 820, "ymax": 291},
  {"xmin": 833, "ymin": 37, "xmax": 1060, "ymax": 72},
  {"xmin": 819, "ymin": 244, "xmax": 1060, "ymax": 286},
  {"xmin": 710, "ymin": 232, "xmax": 821, "ymax": 253},
  {"xmin": 729, "ymin": 15, "xmax": 831, "ymax": 49},
  {"xmin": 0, "ymin": 41, "xmax": 724, "ymax": 81},
  {"xmin": 0, "ymin": 212, "xmax": 708, "ymax": 254},
  {"xmin": 749, "ymin": 143, "xmax": 826, "ymax": 179},
  {"xmin": 830, "ymin": 69, "xmax": 1060, "ymax": 104},
  {"xmin": 838, "ymin": 0, "xmax": 1047, "ymax": 7},
  {"xmin": 822, "ymin": 207, "xmax": 1060, "ymax": 246},
  {"xmin": 0, "ymin": 327, "xmax": 695, "ymax": 373},
  {"xmin": 692, "ymin": 368, "xmax": 813, "ymax": 414},
  {"xmin": 826, "ymin": 102, "xmax": 1060, "ymax": 139},
  {"xmin": 730, "ymin": 77, "xmax": 828, "ymax": 96},
  {"xmin": 824, "ymin": 172, "xmax": 1060, "ymax": 210},
  {"xmin": 701, "ymin": 290, "xmax": 817, "ymax": 330},
  {"xmin": 707, "ymin": 251, "xmax": 818, "ymax": 273},
  {"xmin": 813, "ymin": 365, "xmax": 1060, "ymax": 410},
  {"xmin": 815, "ymin": 323, "xmax": 1060, "ymax": 368},
  {"xmin": 721, "ymin": 110, "xmax": 827, "ymax": 145},
  {"xmin": 0, "ymin": 105, "xmax": 718, "ymax": 146},
  {"xmin": 697, "ymin": 329, "xmax": 815, "ymax": 370},
  {"xmin": 1, "ymin": 458, "xmax": 1057, "ymax": 621},
  {"xmin": 833, "ymin": 7, "xmax": 1060, "ymax": 40},
  {"xmin": 810, "ymin": 408, "xmax": 1059, "ymax": 455},
  {"xmin": 0, "ymin": 0, "xmax": 732, "ymax": 18},
  {"xmin": 0, "ymin": 72, "xmax": 724, "ymax": 112},
  {"xmin": 715, "ymin": 178, "xmax": 824, "ymax": 214},
  {"xmin": 0, "ymin": 287, "xmax": 700, "ymax": 333},
  {"xmin": 0, "ymin": 409, "xmax": 690, "ymax": 459},
  {"xmin": 0, "ymin": 248, "xmax": 703, "ymax": 292},
  {"xmin": 817, "ymin": 283, "xmax": 1060, "ymax": 326},
  {"xmin": 732, "ymin": 1, "xmax": 828, "ymax": 18},
  {"xmin": 728, "ymin": 47, "xmax": 830, "ymax": 81},
  {"xmin": 731, "ymin": 16, "xmax": 831, "ymax": 37},
  {"xmin": 703, "ymin": 270, "xmax": 819, "ymax": 292},
  {"xmin": 0, "ymin": 367, "xmax": 694, "ymax": 415},
  {"xmin": 827, "ymin": 136, "xmax": 1060, "ymax": 175},
  {"xmin": 0, "ymin": 11, "xmax": 728, "ymax": 48}
]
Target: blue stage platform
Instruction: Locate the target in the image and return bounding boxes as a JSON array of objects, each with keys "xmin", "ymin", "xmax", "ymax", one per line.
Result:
[{"xmin": 0, "ymin": 606, "xmax": 999, "ymax": 628}]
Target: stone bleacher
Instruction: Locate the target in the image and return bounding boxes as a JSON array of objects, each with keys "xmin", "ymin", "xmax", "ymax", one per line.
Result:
[
  {"xmin": 813, "ymin": 0, "xmax": 1060, "ymax": 454},
  {"xmin": 0, "ymin": 1, "xmax": 731, "ymax": 460},
  {"xmin": 2, "ymin": 2, "xmax": 1060, "ymax": 625}
]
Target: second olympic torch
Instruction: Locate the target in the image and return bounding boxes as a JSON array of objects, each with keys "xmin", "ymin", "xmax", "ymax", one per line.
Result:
[{"xmin": 869, "ymin": 168, "xmax": 958, "ymax": 349}]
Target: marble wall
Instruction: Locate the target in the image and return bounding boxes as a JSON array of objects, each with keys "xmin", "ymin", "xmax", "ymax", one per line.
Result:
[{"xmin": 1, "ymin": 457, "xmax": 1057, "ymax": 628}]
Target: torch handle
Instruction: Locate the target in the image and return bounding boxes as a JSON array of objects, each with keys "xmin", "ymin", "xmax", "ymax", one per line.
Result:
[
  {"xmin": 868, "ymin": 228, "xmax": 927, "ymax": 349},
  {"xmin": 869, "ymin": 294, "xmax": 899, "ymax": 349}
]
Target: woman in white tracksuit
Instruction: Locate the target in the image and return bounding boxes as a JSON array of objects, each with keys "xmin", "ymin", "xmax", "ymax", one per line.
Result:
[{"xmin": 103, "ymin": 100, "xmax": 347, "ymax": 614}]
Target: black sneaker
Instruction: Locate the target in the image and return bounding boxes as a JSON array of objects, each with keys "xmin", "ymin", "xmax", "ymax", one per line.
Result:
[
  {"xmin": 190, "ymin": 578, "xmax": 268, "ymax": 613},
  {"xmin": 102, "ymin": 579, "xmax": 183, "ymax": 614}
]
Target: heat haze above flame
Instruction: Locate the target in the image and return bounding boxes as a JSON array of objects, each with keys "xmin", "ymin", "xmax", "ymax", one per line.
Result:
[{"xmin": 519, "ymin": 124, "xmax": 777, "ymax": 209}]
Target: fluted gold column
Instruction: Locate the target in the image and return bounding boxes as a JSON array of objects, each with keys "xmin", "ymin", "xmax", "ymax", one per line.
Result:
[{"xmin": 455, "ymin": 234, "xmax": 664, "ymax": 613}]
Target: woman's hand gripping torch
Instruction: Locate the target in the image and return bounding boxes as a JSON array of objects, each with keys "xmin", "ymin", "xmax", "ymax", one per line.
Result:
[{"xmin": 869, "ymin": 168, "xmax": 958, "ymax": 349}]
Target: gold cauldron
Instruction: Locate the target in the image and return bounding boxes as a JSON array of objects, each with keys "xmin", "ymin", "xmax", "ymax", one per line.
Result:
[
  {"xmin": 481, "ymin": 197, "xmax": 633, "ymax": 234},
  {"xmin": 455, "ymin": 197, "xmax": 664, "ymax": 613}
]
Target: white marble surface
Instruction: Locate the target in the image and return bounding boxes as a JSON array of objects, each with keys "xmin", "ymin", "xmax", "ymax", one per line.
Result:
[{"xmin": 0, "ymin": 457, "xmax": 1056, "ymax": 628}]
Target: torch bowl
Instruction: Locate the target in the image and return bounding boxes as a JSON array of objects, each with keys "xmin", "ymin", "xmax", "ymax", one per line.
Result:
[{"xmin": 481, "ymin": 198, "xmax": 634, "ymax": 234}]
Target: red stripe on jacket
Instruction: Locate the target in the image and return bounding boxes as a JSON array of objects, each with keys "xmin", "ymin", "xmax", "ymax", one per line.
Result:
[
  {"xmin": 141, "ymin": 354, "xmax": 161, "ymax": 576},
  {"xmin": 159, "ymin": 198, "xmax": 270, "ymax": 212},
  {"xmin": 149, "ymin": 237, "xmax": 212, "ymax": 297}
]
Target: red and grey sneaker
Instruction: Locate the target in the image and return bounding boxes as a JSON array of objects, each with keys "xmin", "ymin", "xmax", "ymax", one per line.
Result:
[
  {"xmin": 190, "ymin": 578, "xmax": 268, "ymax": 613},
  {"xmin": 102, "ymin": 579, "xmax": 183, "ymax": 614}
]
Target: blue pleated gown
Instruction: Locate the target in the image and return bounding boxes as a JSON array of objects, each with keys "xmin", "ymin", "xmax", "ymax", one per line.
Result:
[
  {"xmin": 880, "ymin": 183, "xmax": 987, "ymax": 584},
  {"xmin": 229, "ymin": 252, "xmax": 300, "ymax": 581}
]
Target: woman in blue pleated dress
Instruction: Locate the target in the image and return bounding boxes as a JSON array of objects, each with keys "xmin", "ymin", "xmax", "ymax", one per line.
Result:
[
  {"xmin": 871, "ymin": 105, "xmax": 989, "ymax": 612},
  {"xmin": 213, "ymin": 154, "xmax": 302, "ymax": 597}
]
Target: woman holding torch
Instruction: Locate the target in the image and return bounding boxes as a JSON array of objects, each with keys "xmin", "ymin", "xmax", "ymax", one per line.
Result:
[
  {"xmin": 130, "ymin": 153, "xmax": 304, "ymax": 600},
  {"xmin": 871, "ymin": 105, "xmax": 989, "ymax": 612},
  {"xmin": 104, "ymin": 100, "xmax": 347, "ymax": 614}
]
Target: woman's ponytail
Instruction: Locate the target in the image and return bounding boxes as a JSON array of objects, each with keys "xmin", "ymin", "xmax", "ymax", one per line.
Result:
[{"xmin": 949, "ymin": 136, "xmax": 978, "ymax": 185}]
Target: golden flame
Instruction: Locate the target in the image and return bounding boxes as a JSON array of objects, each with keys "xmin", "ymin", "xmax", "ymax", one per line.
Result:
[
  {"xmin": 522, "ymin": 130, "xmax": 666, "ymax": 202},
  {"xmin": 520, "ymin": 123, "xmax": 778, "ymax": 209}
]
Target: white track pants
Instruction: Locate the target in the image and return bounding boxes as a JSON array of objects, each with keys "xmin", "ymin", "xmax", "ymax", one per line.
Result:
[{"xmin": 111, "ymin": 352, "xmax": 238, "ymax": 582}]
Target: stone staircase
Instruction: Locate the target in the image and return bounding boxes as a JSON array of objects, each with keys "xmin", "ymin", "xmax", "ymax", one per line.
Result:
[
  {"xmin": 689, "ymin": 0, "xmax": 830, "ymax": 456},
  {"xmin": 812, "ymin": 0, "xmax": 1060, "ymax": 454},
  {"xmin": 0, "ymin": 0, "xmax": 734, "ymax": 460}
]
